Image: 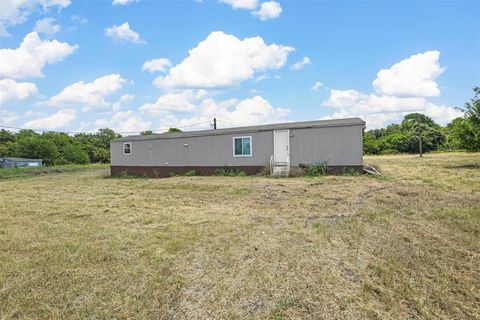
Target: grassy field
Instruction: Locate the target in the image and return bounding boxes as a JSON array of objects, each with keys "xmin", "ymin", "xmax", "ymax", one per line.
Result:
[
  {"xmin": 0, "ymin": 164, "xmax": 108, "ymax": 180},
  {"xmin": 0, "ymin": 153, "xmax": 479, "ymax": 319}
]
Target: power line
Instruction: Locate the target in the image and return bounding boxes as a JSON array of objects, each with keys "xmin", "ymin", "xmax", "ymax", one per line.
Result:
[{"xmin": 0, "ymin": 120, "xmax": 214, "ymax": 135}]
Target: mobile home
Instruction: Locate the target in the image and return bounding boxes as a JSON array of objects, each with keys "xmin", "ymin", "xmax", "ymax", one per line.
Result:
[
  {"xmin": 0, "ymin": 157, "xmax": 43, "ymax": 168},
  {"xmin": 110, "ymin": 118, "xmax": 366, "ymax": 177}
]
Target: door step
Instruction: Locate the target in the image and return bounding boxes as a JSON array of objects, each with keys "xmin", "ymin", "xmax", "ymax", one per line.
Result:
[{"xmin": 271, "ymin": 162, "xmax": 290, "ymax": 177}]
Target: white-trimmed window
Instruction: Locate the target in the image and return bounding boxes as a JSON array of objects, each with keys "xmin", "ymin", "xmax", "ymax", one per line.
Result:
[
  {"xmin": 123, "ymin": 142, "xmax": 132, "ymax": 155},
  {"xmin": 233, "ymin": 136, "xmax": 252, "ymax": 157}
]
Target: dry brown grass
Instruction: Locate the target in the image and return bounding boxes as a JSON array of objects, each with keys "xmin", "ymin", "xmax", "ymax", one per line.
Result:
[{"xmin": 0, "ymin": 152, "xmax": 479, "ymax": 319}]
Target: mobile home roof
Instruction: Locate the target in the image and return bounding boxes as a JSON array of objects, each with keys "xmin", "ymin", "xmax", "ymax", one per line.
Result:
[
  {"xmin": 1, "ymin": 157, "xmax": 43, "ymax": 162},
  {"xmin": 113, "ymin": 117, "xmax": 365, "ymax": 142}
]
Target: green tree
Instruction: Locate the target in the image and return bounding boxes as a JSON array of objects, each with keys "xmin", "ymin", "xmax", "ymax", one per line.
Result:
[
  {"xmin": 460, "ymin": 87, "xmax": 480, "ymax": 124},
  {"xmin": 363, "ymin": 132, "xmax": 381, "ymax": 154},
  {"xmin": 383, "ymin": 131, "xmax": 410, "ymax": 153},
  {"xmin": 91, "ymin": 147, "xmax": 110, "ymax": 163},
  {"xmin": 403, "ymin": 113, "xmax": 439, "ymax": 128},
  {"xmin": 368, "ymin": 128, "xmax": 387, "ymax": 139},
  {"xmin": 401, "ymin": 113, "xmax": 445, "ymax": 154},
  {"xmin": 73, "ymin": 129, "xmax": 120, "ymax": 163},
  {"xmin": 444, "ymin": 117, "xmax": 465, "ymax": 150},
  {"xmin": 363, "ymin": 113, "xmax": 446, "ymax": 154},
  {"xmin": 42, "ymin": 131, "xmax": 75, "ymax": 163},
  {"xmin": 140, "ymin": 130, "xmax": 154, "ymax": 135},
  {"xmin": 451, "ymin": 87, "xmax": 480, "ymax": 151},
  {"xmin": 95, "ymin": 128, "xmax": 122, "ymax": 149},
  {"xmin": 0, "ymin": 130, "xmax": 16, "ymax": 156},
  {"xmin": 63, "ymin": 144, "xmax": 90, "ymax": 164},
  {"xmin": 167, "ymin": 127, "xmax": 182, "ymax": 133},
  {"xmin": 15, "ymin": 129, "xmax": 38, "ymax": 140},
  {"xmin": 15, "ymin": 136, "xmax": 59, "ymax": 165},
  {"xmin": 0, "ymin": 141, "xmax": 15, "ymax": 157},
  {"xmin": 0, "ymin": 129, "xmax": 15, "ymax": 144}
]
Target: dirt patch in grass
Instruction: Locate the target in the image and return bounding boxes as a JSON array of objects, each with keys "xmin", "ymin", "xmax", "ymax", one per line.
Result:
[{"xmin": 0, "ymin": 153, "xmax": 479, "ymax": 318}]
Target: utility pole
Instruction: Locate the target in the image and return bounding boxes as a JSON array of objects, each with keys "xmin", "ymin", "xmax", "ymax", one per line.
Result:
[{"xmin": 213, "ymin": 118, "xmax": 217, "ymax": 130}]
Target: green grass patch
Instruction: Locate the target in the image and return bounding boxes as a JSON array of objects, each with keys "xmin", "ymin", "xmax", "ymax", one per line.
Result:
[
  {"xmin": 0, "ymin": 164, "xmax": 108, "ymax": 180},
  {"xmin": 312, "ymin": 221, "xmax": 331, "ymax": 242},
  {"xmin": 184, "ymin": 169, "xmax": 197, "ymax": 176},
  {"xmin": 306, "ymin": 162, "xmax": 327, "ymax": 176},
  {"xmin": 214, "ymin": 167, "xmax": 247, "ymax": 176}
]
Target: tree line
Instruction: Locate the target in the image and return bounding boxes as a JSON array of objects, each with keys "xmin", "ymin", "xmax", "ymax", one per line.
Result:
[
  {"xmin": 0, "ymin": 128, "xmax": 120, "ymax": 165},
  {"xmin": 0, "ymin": 88, "xmax": 478, "ymax": 165},
  {"xmin": 364, "ymin": 87, "xmax": 480, "ymax": 154}
]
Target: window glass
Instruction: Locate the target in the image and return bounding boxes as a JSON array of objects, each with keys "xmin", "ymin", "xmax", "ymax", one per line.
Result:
[
  {"xmin": 234, "ymin": 137, "xmax": 251, "ymax": 156},
  {"xmin": 242, "ymin": 137, "xmax": 251, "ymax": 155},
  {"xmin": 234, "ymin": 138, "xmax": 243, "ymax": 155},
  {"xmin": 124, "ymin": 143, "xmax": 131, "ymax": 154}
]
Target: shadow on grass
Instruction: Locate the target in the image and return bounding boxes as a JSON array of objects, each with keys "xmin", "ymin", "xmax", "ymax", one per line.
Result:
[
  {"xmin": 444, "ymin": 163, "xmax": 480, "ymax": 169},
  {"xmin": 105, "ymin": 173, "xmax": 150, "ymax": 179}
]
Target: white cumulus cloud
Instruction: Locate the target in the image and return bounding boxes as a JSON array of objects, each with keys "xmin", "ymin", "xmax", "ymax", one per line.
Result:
[
  {"xmin": 95, "ymin": 111, "xmax": 151, "ymax": 133},
  {"xmin": 153, "ymin": 31, "xmax": 294, "ymax": 89},
  {"xmin": 372, "ymin": 50, "xmax": 444, "ymax": 97},
  {"xmin": 139, "ymin": 90, "xmax": 210, "ymax": 115},
  {"xmin": 323, "ymin": 90, "xmax": 429, "ymax": 114},
  {"xmin": 105, "ymin": 22, "xmax": 145, "ymax": 44},
  {"xmin": 47, "ymin": 74, "xmax": 126, "ymax": 112},
  {"xmin": 0, "ymin": 109, "xmax": 19, "ymax": 125},
  {"xmin": 119, "ymin": 94, "xmax": 134, "ymax": 103},
  {"xmin": 322, "ymin": 89, "xmax": 462, "ymax": 129},
  {"xmin": 0, "ymin": 0, "xmax": 70, "ymax": 36},
  {"xmin": 174, "ymin": 95, "xmax": 289, "ymax": 129},
  {"xmin": 111, "ymin": 94, "xmax": 135, "ymax": 112},
  {"xmin": 141, "ymin": 90, "xmax": 290, "ymax": 130},
  {"xmin": 223, "ymin": 95, "xmax": 290, "ymax": 126},
  {"xmin": 219, "ymin": 0, "xmax": 259, "ymax": 10},
  {"xmin": 142, "ymin": 58, "xmax": 172, "ymax": 73},
  {"xmin": 252, "ymin": 1, "xmax": 282, "ymax": 21},
  {"xmin": 310, "ymin": 81, "xmax": 323, "ymax": 91},
  {"xmin": 112, "ymin": 0, "xmax": 137, "ymax": 5},
  {"xmin": 321, "ymin": 50, "xmax": 462, "ymax": 128},
  {"xmin": 291, "ymin": 56, "xmax": 311, "ymax": 70},
  {"xmin": 254, "ymin": 74, "xmax": 268, "ymax": 82},
  {"xmin": 33, "ymin": 17, "xmax": 60, "ymax": 35},
  {"xmin": 25, "ymin": 109, "xmax": 76, "ymax": 129},
  {"xmin": 0, "ymin": 79, "xmax": 38, "ymax": 105},
  {"xmin": 0, "ymin": 32, "xmax": 78, "ymax": 79}
]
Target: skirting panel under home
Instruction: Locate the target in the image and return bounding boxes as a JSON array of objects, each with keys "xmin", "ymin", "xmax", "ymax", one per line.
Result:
[{"xmin": 110, "ymin": 165, "xmax": 364, "ymax": 177}]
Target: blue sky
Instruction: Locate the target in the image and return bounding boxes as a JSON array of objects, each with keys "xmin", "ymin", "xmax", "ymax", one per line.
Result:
[{"xmin": 0, "ymin": 0, "xmax": 479, "ymax": 133}]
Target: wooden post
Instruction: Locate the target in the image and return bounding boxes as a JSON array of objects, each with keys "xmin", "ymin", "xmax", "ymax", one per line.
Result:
[{"xmin": 418, "ymin": 136, "xmax": 423, "ymax": 157}]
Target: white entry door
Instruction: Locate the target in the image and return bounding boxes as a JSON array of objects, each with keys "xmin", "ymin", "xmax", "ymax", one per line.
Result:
[{"xmin": 274, "ymin": 130, "xmax": 290, "ymax": 163}]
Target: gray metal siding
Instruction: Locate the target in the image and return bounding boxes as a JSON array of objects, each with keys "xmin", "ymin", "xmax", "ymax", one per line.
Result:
[
  {"xmin": 111, "ymin": 131, "xmax": 274, "ymax": 167},
  {"xmin": 290, "ymin": 125, "xmax": 363, "ymax": 166},
  {"xmin": 110, "ymin": 124, "xmax": 363, "ymax": 167}
]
